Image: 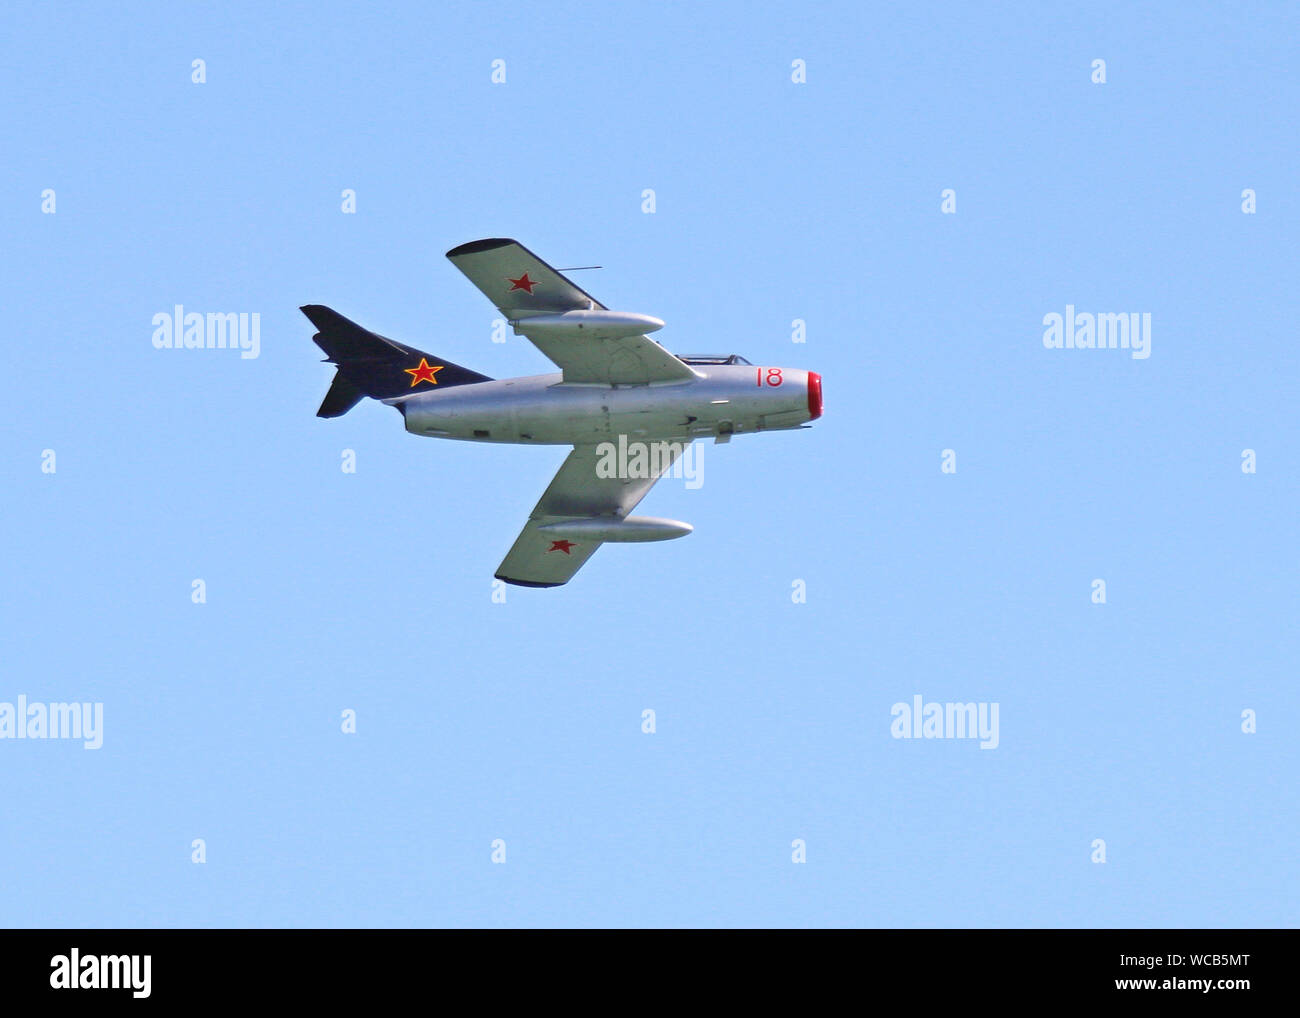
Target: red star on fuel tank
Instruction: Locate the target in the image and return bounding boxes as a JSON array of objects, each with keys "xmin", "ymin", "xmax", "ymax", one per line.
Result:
[
  {"xmin": 404, "ymin": 358, "xmax": 444, "ymax": 387},
  {"xmin": 547, "ymin": 539, "xmax": 575, "ymax": 555},
  {"xmin": 507, "ymin": 272, "xmax": 537, "ymax": 295}
]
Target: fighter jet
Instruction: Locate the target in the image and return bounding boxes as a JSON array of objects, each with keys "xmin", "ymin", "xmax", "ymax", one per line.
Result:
[{"xmin": 302, "ymin": 239, "xmax": 823, "ymax": 587}]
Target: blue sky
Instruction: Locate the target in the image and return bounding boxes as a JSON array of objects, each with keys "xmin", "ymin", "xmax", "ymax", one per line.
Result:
[{"xmin": 2, "ymin": 0, "xmax": 1296, "ymax": 927}]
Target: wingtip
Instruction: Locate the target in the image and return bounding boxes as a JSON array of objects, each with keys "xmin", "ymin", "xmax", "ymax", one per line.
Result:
[
  {"xmin": 494, "ymin": 573, "xmax": 564, "ymax": 589},
  {"xmin": 446, "ymin": 238, "xmax": 518, "ymax": 259}
]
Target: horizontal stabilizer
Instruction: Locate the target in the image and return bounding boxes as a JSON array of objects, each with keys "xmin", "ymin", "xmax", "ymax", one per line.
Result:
[{"xmin": 316, "ymin": 372, "xmax": 366, "ymax": 418}]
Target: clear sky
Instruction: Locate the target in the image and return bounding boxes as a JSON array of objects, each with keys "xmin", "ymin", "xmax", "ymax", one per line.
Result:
[{"xmin": 2, "ymin": 0, "xmax": 1296, "ymax": 927}]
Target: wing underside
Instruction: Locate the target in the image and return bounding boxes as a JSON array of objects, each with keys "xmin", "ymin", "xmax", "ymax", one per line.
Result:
[
  {"xmin": 496, "ymin": 442, "xmax": 688, "ymax": 587},
  {"xmin": 446, "ymin": 238, "xmax": 696, "ymax": 386}
]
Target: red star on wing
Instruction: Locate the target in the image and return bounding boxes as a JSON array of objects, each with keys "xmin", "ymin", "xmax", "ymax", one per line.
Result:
[
  {"xmin": 547, "ymin": 539, "xmax": 575, "ymax": 555},
  {"xmin": 507, "ymin": 272, "xmax": 537, "ymax": 295},
  {"xmin": 404, "ymin": 358, "xmax": 444, "ymax": 387}
]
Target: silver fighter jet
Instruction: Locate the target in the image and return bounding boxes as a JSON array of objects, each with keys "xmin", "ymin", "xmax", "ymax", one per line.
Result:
[{"xmin": 303, "ymin": 239, "xmax": 823, "ymax": 587}]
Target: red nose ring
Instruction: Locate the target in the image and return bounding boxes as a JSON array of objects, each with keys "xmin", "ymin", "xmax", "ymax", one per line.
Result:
[{"xmin": 807, "ymin": 372, "xmax": 823, "ymax": 420}]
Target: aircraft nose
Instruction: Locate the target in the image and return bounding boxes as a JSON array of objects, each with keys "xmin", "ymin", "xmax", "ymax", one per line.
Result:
[{"xmin": 807, "ymin": 371, "xmax": 823, "ymax": 420}]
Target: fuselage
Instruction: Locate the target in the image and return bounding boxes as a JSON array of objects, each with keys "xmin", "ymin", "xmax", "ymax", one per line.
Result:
[{"xmin": 396, "ymin": 364, "xmax": 823, "ymax": 445}]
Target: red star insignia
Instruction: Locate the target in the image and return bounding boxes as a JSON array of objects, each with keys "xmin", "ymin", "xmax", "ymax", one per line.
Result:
[
  {"xmin": 547, "ymin": 539, "xmax": 575, "ymax": 555},
  {"xmin": 507, "ymin": 272, "xmax": 537, "ymax": 295},
  {"xmin": 404, "ymin": 358, "xmax": 444, "ymax": 387}
]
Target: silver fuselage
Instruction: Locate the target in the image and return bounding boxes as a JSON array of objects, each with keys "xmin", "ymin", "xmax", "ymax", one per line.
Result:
[{"xmin": 397, "ymin": 364, "xmax": 820, "ymax": 444}]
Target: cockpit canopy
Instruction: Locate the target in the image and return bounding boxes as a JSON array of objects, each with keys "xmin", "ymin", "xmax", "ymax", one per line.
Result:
[{"xmin": 674, "ymin": 354, "xmax": 752, "ymax": 366}]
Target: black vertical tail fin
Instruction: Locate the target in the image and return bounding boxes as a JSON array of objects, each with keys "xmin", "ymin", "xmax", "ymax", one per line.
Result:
[{"xmin": 301, "ymin": 305, "xmax": 492, "ymax": 418}]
